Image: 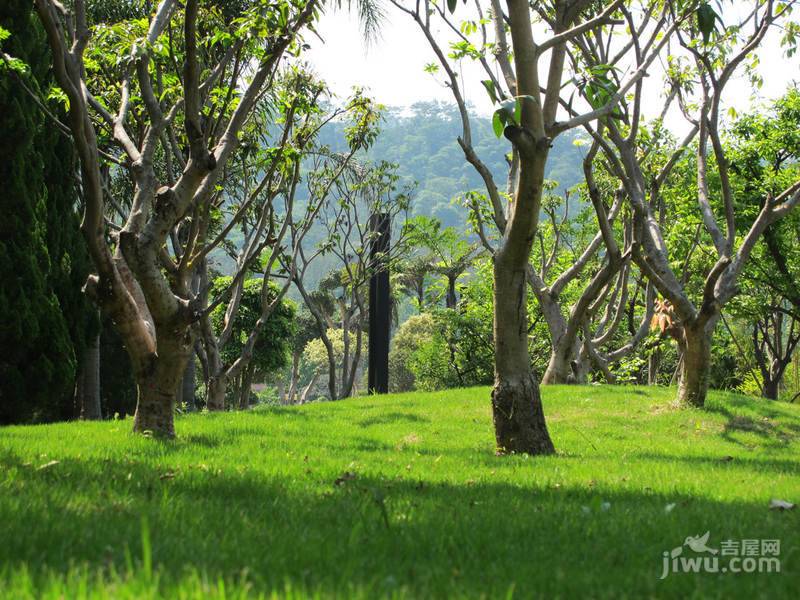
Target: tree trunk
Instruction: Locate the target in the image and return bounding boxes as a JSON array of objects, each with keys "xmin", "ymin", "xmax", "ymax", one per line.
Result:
[
  {"xmin": 277, "ymin": 379, "xmax": 286, "ymax": 404},
  {"xmin": 239, "ymin": 364, "xmax": 254, "ymax": 409},
  {"xmin": 528, "ymin": 280, "xmax": 580, "ymax": 385},
  {"xmin": 133, "ymin": 380, "xmax": 176, "ymax": 436},
  {"xmin": 132, "ymin": 329, "xmax": 191, "ymax": 436},
  {"xmin": 287, "ymin": 349, "xmax": 301, "ymax": 403},
  {"xmin": 573, "ymin": 343, "xmax": 596, "ymax": 384},
  {"xmin": 74, "ymin": 367, "xmax": 85, "ymax": 419},
  {"xmin": 446, "ymin": 275, "xmax": 457, "ymax": 309},
  {"xmin": 203, "ymin": 323, "xmax": 226, "ymax": 410},
  {"xmin": 299, "ymin": 373, "xmax": 320, "ymax": 404},
  {"xmin": 762, "ymin": 377, "xmax": 780, "ymax": 400},
  {"xmin": 206, "ymin": 375, "xmax": 227, "ymax": 411},
  {"xmin": 491, "ymin": 255, "xmax": 554, "ymax": 455},
  {"xmin": 181, "ymin": 357, "xmax": 196, "ymax": 411},
  {"xmin": 341, "ymin": 316, "xmax": 350, "ymax": 395},
  {"xmin": 341, "ymin": 323, "xmax": 363, "ymax": 399},
  {"xmin": 677, "ymin": 324, "xmax": 712, "ymax": 407},
  {"xmin": 648, "ymin": 346, "xmax": 661, "ymax": 385},
  {"xmin": 79, "ymin": 331, "xmax": 102, "ymax": 420},
  {"xmin": 542, "ymin": 337, "xmax": 580, "ymax": 384}
]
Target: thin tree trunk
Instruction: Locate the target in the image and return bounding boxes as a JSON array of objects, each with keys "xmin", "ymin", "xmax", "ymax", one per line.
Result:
[
  {"xmin": 277, "ymin": 379, "xmax": 286, "ymax": 404},
  {"xmin": 203, "ymin": 317, "xmax": 226, "ymax": 410},
  {"xmin": 287, "ymin": 349, "xmax": 301, "ymax": 403},
  {"xmin": 648, "ymin": 347, "xmax": 661, "ymax": 385},
  {"xmin": 239, "ymin": 364, "xmax": 254, "ymax": 409},
  {"xmin": 446, "ymin": 275, "xmax": 457, "ymax": 309},
  {"xmin": 677, "ymin": 324, "xmax": 712, "ymax": 407},
  {"xmin": 79, "ymin": 330, "xmax": 102, "ymax": 420},
  {"xmin": 341, "ymin": 322, "xmax": 363, "ymax": 399},
  {"xmin": 341, "ymin": 315, "xmax": 350, "ymax": 395},
  {"xmin": 74, "ymin": 366, "xmax": 85, "ymax": 419},
  {"xmin": 491, "ymin": 253, "xmax": 554, "ymax": 454},
  {"xmin": 299, "ymin": 373, "xmax": 320, "ymax": 404},
  {"xmin": 181, "ymin": 356, "xmax": 196, "ymax": 411}
]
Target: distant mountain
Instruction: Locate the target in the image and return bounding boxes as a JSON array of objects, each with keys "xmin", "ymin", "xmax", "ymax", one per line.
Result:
[{"xmin": 317, "ymin": 100, "xmax": 586, "ymax": 230}]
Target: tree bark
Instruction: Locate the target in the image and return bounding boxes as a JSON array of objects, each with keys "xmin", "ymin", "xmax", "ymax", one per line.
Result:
[
  {"xmin": 648, "ymin": 347, "xmax": 661, "ymax": 386},
  {"xmin": 762, "ymin": 378, "xmax": 780, "ymax": 400},
  {"xmin": 181, "ymin": 357, "xmax": 196, "ymax": 411},
  {"xmin": 542, "ymin": 336, "xmax": 580, "ymax": 384},
  {"xmin": 286, "ymin": 349, "xmax": 301, "ymax": 403},
  {"xmin": 677, "ymin": 324, "xmax": 712, "ymax": 407},
  {"xmin": 239, "ymin": 363, "xmax": 254, "ymax": 409},
  {"xmin": 79, "ymin": 331, "xmax": 102, "ymax": 420},
  {"xmin": 446, "ymin": 275, "xmax": 457, "ymax": 309},
  {"xmin": 277, "ymin": 378, "xmax": 286, "ymax": 404},
  {"xmin": 491, "ymin": 254, "xmax": 555, "ymax": 454},
  {"xmin": 206, "ymin": 375, "xmax": 227, "ymax": 411},
  {"xmin": 203, "ymin": 312, "xmax": 227, "ymax": 411},
  {"xmin": 132, "ymin": 328, "xmax": 191, "ymax": 435},
  {"xmin": 299, "ymin": 373, "xmax": 320, "ymax": 404}
]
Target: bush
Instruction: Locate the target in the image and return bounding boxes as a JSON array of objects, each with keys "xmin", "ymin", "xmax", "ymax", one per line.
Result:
[
  {"xmin": 403, "ymin": 309, "xmax": 494, "ymax": 392},
  {"xmin": 389, "ymin": 314, "xmax": 437, "ymax": 392}
]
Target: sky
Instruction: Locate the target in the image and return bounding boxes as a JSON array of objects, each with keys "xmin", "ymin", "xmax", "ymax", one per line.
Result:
[
  {"xmin": 304, "ymin": 5, "xmax": 799, "ymax": 130},
  {"xmin": 305, "ymin": 8, "xmax": 490, "ymax": 110}
]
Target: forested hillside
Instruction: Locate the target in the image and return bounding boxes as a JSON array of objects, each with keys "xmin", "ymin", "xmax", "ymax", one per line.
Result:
[{"xmin": 318, "ymin": 100, "xmax": 585, "ymax": 229}]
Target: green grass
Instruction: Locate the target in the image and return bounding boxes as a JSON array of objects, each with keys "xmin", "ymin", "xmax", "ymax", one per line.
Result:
[{"xmin": 1, "ymin": 385, "xmax": 799, "ymax": 598}]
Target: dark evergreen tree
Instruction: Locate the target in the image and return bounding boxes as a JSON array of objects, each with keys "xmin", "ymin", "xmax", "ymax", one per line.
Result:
[{"xmin": 0, "ymin": 0, "xmax": 96, "ymax": 423}]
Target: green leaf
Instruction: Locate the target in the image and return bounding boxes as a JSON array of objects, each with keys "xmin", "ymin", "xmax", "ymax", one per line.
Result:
[
  {"xmin": 481, "ymin": 79, "xmax": 497, "ymax": 104},
  {"xmin": 492, "ymin": 110, "xmax": 506, "ymax": 138},
  {"xmin": 697, "ymin": 3, "xmax": 719, "ymax": 44},
  {"xmin": 447, "ymin": 0, "xmax": 457, "ymax": 14},
  {"xmin": 583, "ymin": 65, "xmax": 620, "ymax": 117}
]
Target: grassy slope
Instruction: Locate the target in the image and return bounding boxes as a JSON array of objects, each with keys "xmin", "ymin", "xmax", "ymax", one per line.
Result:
[{"xmin": 1, "ymin": 385, "xmax": 799, "ymax": 599}]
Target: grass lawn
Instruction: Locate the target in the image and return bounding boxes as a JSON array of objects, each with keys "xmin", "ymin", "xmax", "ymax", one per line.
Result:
[{"xmin": 1, "ymin": 385, "xmax": 799, "ymax": 598}]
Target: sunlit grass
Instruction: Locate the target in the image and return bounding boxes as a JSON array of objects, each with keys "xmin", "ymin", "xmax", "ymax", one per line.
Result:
[{"xmin": 1, "ymin": 385, "xmax": 798, "ymax": 598}]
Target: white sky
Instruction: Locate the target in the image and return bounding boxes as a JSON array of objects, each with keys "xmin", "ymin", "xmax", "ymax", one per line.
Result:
[{"xmin": 305, "ymin": 5, "xmax": 799, "ymax": 131}]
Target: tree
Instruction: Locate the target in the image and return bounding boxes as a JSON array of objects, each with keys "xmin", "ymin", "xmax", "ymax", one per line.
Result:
[
  {"xmin": 728, "ymin": 89, "xmax": 800, "ymax": 399},
  {"xmin": 197, "ymin": 73, "xmax": 379, "ymax": 411},
  {"xmin": 403, "ymin": 215, "xmax": 482, "ymax": 309},
  {"xmin": 280, "ymin": 307, "xmax": 320, "ymax": 403},
  {"xmin": 389, "ymin": 313, "xmax": 437, "ymax": 392},
  {"xmin": 395, "ymin": 255, "xmax": 434, "ymax": 314},
  {"xmin": 391, "ymin": 0, "xmax": 681, "ymax": 453},
  {"xmin": 0, "ymin": 0, "xmax": 95, "ymax": 424},
  {"xmin": 209, "ymin": 277, "xmax": 295, "ymax": 408},
  {"xmin": 29, "ymin": 0, "xmax": 323, "ymax": 436},
  {"xmin": 584, "ymin": 1, "xmax": 800, "ymax": 406}
]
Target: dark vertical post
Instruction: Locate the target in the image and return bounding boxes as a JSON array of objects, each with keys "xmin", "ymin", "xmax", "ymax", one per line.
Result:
[{"xmin": 368, "ymin": 213, "xmax": 391, "ymax": 394}]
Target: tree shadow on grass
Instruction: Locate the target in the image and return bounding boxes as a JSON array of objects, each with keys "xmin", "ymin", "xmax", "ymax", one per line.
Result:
[
  {"xmin": 629, "ymin": 451, "xmax": 800, "ymax": 476},
  {"xmin": 0, "ymin": 450, "xmax": 797, "ymax": 598},
  {"xmin": 358, "ymin": 412, "xmax": 430, "ymax": 427},
  {"xmin": 703, "ymin": 400, "xmax": 800, "ymax": 449}
]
